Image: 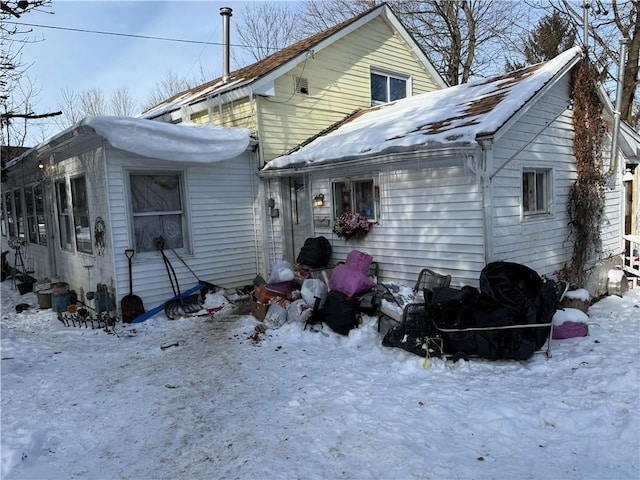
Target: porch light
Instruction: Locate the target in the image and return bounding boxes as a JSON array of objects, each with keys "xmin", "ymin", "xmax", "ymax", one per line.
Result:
[
  {"xmin": 313, "ymin": 193, "xmax": 325, "ymax": 207},
  {"xmin": 622, "ymin": 169, "xmax": 634, "ymax": 182}
]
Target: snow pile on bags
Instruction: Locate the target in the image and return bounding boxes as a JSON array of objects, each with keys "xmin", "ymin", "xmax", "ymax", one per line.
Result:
[{"xmin": 552, "ymin": 307, "xmax": 589, "ymax": 339}]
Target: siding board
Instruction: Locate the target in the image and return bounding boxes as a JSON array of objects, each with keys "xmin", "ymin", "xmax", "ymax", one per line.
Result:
[{"xmin": 105, "ymin": 147, "xmax": 261, "ymax": 310}]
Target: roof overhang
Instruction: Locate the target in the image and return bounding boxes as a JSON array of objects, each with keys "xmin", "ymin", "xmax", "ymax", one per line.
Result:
[
  {"xmin": 5, "ymin": 125, "xmax": 97, "ymax": 170},
  {"xmin": 620, "ymin": 122, "xmax": 640, "ymax": 164},
  {"xmin": 260, "ymin": 144, "xmax": 477, "ymax": 177},
  {"xmin": 6, "ymin": 116, "xmax": 253, "ymax": 170}
]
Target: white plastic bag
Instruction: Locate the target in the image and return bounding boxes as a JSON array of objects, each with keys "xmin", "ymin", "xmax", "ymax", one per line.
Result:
[
  {"xmin": 287, "ymin": 299, "xmax": 313, "ymax": 324},
  {"xmin": 301, "ymin": 278, "xmax": 328, "ymax": 309},
  {"xmin": 268, "ymin": 260, "xmax": 295, "ymax": 284},
  {"xmin": 263, "ymin": 302, "xmax": 288, "ymax": 329}
]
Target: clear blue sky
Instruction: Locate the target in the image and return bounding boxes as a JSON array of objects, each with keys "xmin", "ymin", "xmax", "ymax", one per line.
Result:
[{"xmin": 11, "ymin": 0, "xmax": 273, "ymax": 146}]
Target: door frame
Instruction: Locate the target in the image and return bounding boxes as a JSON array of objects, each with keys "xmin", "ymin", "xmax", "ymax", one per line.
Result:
[{"xmin": 280, "ymin": 175, "xmax": 313, "ymax": 263}]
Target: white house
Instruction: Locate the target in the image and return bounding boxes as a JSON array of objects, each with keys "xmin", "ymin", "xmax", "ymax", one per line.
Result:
[
  {"xmin": 1, "ymin": 117, "xmax": 259, "ymax": 314},
  {"xmin": 260, "ymin": 47, "xmax": 636, "ymax": 290}
]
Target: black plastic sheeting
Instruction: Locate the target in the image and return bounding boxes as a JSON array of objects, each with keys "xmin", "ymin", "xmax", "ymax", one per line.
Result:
[{"xmin": 383, "ymin": 262, "xmax": 561, "ymax": 361}]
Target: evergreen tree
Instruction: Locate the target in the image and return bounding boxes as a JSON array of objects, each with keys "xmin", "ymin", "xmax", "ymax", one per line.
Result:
[
  {"xmin": 524, "ymin": 11, "xmax": 576, "ymax": 63},
  {"xmin": 506, "ymin": 11, "xmax": 575, "ymax": 71}
]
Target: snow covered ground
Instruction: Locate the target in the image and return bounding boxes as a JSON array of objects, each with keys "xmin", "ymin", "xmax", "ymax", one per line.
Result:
[{"xmin": 1, "ymin": 279, "xmax": 639, "ymax": 480}]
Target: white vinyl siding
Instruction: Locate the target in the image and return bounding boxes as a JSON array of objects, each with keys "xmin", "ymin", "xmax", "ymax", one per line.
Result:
[
  {"xmin": 106, "ymin": 146, "xmax": 261, "ymax": 310},
  {"xmin": 302, "ymin": 155, "xmax": 484, "ymax": 288},
  {"xmin": 488, "ymin": 77, "xmax": 624, "ymax": 277}
]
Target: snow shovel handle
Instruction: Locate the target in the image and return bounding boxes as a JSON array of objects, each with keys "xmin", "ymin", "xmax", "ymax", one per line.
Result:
[{"xmin": 168, "ymin": 246, "xmax": 200, "ymax": 282}]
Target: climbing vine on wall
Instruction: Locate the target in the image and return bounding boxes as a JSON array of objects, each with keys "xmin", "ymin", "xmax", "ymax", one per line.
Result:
[{"xmin": 566, "ymin": 60, "xmax": 607, "ymax": 286}]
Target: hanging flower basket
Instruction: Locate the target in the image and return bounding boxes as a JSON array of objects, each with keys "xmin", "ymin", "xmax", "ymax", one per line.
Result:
[{"xmin": 333, "ymin": 212, "xmax": 372, "ymax": 241}]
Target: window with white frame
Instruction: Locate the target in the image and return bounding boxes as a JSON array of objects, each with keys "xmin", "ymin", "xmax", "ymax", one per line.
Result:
[
  {"xmin": 35, "ymin": 184, "xmax": 47, "ymax": 245},
  {"xmin": 370, "ymin": 68, "xmax": 409, "ymax": 105},
  {"xmin": 522, "ymin": 169, "xmax": 552, "ymax": 217},
  {"xmin": 13, "ymin": 189, "xmax": 24, "ymax": 239},
  {"xmin": 71, "ymin": 176, "xmax": 92, "ymax": 254},
  {"xmin": 0, "ymin": 195, "xmax": 5, "ymax": 237},
  {"xmin": 3, "ymin": 192, "xmax": 14, "ymax": 237},
  {"xmin": 25, "ymin": 186, "xmax": 37, "ymax": 244},
  {"xmin": 130, "ymin": 173, "xmax": 185, "ymax": 252},
  {"xmin": 332, "ymin": 178, "xmax": 377, "ymax": 221},
  {"xmin": 56, "ymin": 180, "xmax": 73, "ymax": 251},
  {"xmin": 25, "ymin": 184, "xmax": 47, "ymax": 245}
]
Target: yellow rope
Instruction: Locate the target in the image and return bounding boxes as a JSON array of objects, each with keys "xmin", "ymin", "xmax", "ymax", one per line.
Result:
[{"xmin": 422, "ymin": 336, "xmax": 443, "ymax": 369}]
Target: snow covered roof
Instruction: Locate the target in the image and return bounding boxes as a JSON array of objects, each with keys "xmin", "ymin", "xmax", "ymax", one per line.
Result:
[
  {"xmin": 6, "ymin": 116, "xmax": 251, "ymax": 168},
  {"xmin": 80, "ymin": 116, "xmax": 251, "ymax": 162},
  {"xmin": 263, "ymin": 47, "xmax": 585, "ymax": 173},
  {"xmin": 141, "ymin": 4, "xmax": 446, "ymax": 120}
]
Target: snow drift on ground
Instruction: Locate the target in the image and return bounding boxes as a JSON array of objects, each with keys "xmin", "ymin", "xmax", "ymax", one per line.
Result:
[{"xmin": 1, "ymin": 279, "xmax": 639, "ymax": 480}]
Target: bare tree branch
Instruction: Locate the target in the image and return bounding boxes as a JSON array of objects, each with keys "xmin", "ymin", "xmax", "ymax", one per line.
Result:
[{"xmin": 236, "ymin": 2, "xmax": 303, "ymax": 63}]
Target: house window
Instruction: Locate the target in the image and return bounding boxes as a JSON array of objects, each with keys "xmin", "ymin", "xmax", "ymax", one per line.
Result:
[
  {"xmin": 56, "ymin": 180, "xmax": 73, "ymax": 251},
  {"xmin": 13, "ymin": 189, "xmax": 24, "ymax": 239},
  {"xmin": 71, "ymin": 176, "xmax": 92, "ymax": 254},
  {"xmin": 0, "ymin": 195, "xmax": 5, "ymax": 237},
  {"xmin": 332, "ymin": 178, "xmax": 377, "ymax": 221},
  {"xmin": 3, "ymin": 192, "xmax": 14, "ymax": 237},
  {"xmin": 25, "ymin": 184, "xmax": 47, "ymax": 245},
  {"xmin": 522, "ymin": 169, "xmax": 552, "ymax": 217},
  {"xmin": 370, "ymin": 69, "xmax": 408, "ymax": 105},
  {"xmin": 130, "ymin": 173, "xmax": 185, "ymax": 253},
  {"xmin": 35, "ymin": 184, "xmax": 47, "ymax": 245},
  {"xmin": 25, "ymin": 186, "xmax": 37, "ymax": 244}
]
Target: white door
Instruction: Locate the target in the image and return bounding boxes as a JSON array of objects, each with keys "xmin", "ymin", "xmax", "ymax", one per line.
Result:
[{"xmin": 287, "ymin": 177, "xmax": 312, "ymax": 262}]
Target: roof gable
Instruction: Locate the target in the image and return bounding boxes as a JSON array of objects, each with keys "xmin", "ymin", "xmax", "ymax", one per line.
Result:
[
  {"xmin": 142, "ymin": 4, "xmax": 445, "ymax": 120},
  {"xmin": 263, "ymin": 47, "xmax": 585, "ymax": 171}
]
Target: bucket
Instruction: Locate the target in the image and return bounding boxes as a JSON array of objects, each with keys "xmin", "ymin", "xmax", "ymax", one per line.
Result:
[
  {"xmin": 51, "ymin": 282, "xmax": 70, "ymax": 312},
  {"xmin": 52, "ymin": 292, "xmax": 70, "ymax": 313},
  {"xmin": 37, "ymin": 289, "xmax": 52, "ymax": 309},
  {"xmin": 51, "ymin": 282, "xmax": 69, "ymax": 295}
]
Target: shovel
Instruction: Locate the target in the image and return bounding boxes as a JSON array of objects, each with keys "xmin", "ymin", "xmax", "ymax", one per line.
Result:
[
  {"xmin": 155, "ymin": 237, "xmax": 202, "ymax": 318},
  {"xmin": 166, "ymin": 245, "xmax": 221, "ymax": 298},
  {"xmin": 121, "ymin": 249, "xmax": 145, "ymax": 323}
]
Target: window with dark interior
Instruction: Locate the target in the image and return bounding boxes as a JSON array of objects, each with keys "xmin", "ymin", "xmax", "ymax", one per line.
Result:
[{"xmin": 370, "ymin": 69, "xmax": 408, "ymax": 104}]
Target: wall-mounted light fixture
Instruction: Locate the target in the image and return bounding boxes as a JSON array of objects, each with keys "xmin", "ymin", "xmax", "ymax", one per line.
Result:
[
  {"xmin": 313, "ymin": 193, "xmax": 325, "ymax": 207},
  {"xmin": 622, "ymin": 169, "xmax": 634, "ymax": 182},
  {"xmin": 267, "ymin": 197, "xmax": 279, "ymax": 218},
  {"xmin": 38, "ymin": 161, "xmax": 52, "ymax": 182}
]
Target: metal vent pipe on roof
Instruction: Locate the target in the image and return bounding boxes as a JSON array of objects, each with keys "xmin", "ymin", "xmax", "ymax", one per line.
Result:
[
  {"xmin": 220, "ymin": 7, "xmax": 232, "ymax": 83},
  {"xmin": 608, "ymin": 39, "xmax": 628, "ymax": 178}
]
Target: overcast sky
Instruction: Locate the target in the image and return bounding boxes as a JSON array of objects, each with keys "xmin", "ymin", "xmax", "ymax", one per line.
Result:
[{"xmin": 10, "ymin": 0, "xmax": 274, "ymax": 146}]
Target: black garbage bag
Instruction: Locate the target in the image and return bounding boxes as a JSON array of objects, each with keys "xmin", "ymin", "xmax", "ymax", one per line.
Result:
[
  {"xmin": 296, "ymin": 236, "xmax": 332, "ymax": 268},
  {"xmin": 382, "ymin": 304, "xmax": 442, "ymax": 357},
  {"xmin": 323, "ymin": 290, "xmax": 359, "ymax": 335},
  {"xmin": 428, "ymin": 262, "xmax": 560, "ymax": 360}
]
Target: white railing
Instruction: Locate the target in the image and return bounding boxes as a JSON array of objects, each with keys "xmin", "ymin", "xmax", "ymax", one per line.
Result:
[{"xmin": 623, "ymin": 234, "xmax": 640, "ymax": 278}]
